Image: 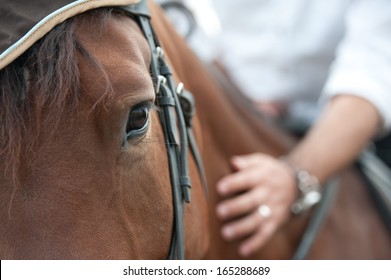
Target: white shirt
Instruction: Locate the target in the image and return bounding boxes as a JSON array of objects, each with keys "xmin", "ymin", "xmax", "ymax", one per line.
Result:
[
  {"xmin": 155, "ymin": 0, "xmax": 221, "ymax": 61},
  {"xmin": 207, "ymin": 0, "xmax": 391, "ymax": 132}
]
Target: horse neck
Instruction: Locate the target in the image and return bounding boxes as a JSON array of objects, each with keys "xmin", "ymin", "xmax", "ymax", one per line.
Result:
[
  {"xmin": 150, "ymin": 5, "xmax": 291, "ymax": 158},
  {"xmin": 150, "ymin": 2, "xmax": 301, "ymax": 259}
]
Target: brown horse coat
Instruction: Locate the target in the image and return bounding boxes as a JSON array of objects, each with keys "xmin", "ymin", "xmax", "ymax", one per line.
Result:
[
  {"xmin": 148, "ymin": 1, "xmax": 391, "ymax": 259},
  {"xmin": 0, "ymin": 0, "xmax": 389, "ymax": 259}
]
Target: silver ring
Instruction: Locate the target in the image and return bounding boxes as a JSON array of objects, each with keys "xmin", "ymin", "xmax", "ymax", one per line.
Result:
[{"xmin": 258, "ymin": 205, "xmax": 271, "ymax": 218}]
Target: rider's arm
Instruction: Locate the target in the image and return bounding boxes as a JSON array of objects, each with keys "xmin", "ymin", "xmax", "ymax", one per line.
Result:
[{"xmin": 287, "ymin": 94, "xmax": 381, "ymax": 182}]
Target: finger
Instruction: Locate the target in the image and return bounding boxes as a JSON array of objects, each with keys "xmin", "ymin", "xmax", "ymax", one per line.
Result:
[
  {"xmin": 217, "ymin": 166, "xmax": 267, "ymax": 195},
  {"xmin": 231, "ymin": 153, "xmax": 271, "ymax": 170},
  {"xmin": 216, "ymin": 186, "xmax": 269, "ymax": 220},
  {"xmin": 239, "ymin": 221, "xmax": 277, "ymax": 257},
  {"xmin": 221, "ymin": 209, "xmax": 265, "ymax": 241},
  {"xmin": 255, "ymin": 101, "xmax": 287, "ymax": 118}
]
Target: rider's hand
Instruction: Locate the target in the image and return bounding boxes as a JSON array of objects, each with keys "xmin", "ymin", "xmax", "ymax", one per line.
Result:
[{"xmin": 216, "ymin": 153, "xmax": 296, "ymax": 257}]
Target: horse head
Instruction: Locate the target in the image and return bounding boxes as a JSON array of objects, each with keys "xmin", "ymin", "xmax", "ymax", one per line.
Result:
[{"xmin": 0, "ymin": 1, "xmax": 208, "ymax": 259}]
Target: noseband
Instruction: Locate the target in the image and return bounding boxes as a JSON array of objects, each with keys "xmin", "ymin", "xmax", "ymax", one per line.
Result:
[{"xmin": 121, "ymin": 1, "xmax": 207, "ymax": 260}]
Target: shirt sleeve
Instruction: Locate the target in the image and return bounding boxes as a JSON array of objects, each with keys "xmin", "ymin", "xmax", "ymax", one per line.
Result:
[{"xmin": 321, "ymin": 0, "xmax": 391, "ymax": 134}]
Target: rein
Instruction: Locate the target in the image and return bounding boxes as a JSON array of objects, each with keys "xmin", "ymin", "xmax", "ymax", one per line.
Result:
[
  {"xmin": 121, "ymin": 0, "xmax": 207, "ymax": 260},
  {"xmin": 292, "ymin": 178, "xmax": 339, "ymax": 259}
]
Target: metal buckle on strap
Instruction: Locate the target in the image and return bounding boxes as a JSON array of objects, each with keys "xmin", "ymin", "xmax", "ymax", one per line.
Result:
[
  {"xmin": 156, "ymin": 46, "xmax": 165, "ymax": 59},
  {"xmin": 156, "ymin": 75, "xmax": 167, "ymax": 93}
]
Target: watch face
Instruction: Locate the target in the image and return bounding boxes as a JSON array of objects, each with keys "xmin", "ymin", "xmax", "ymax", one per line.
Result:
[{"xmin": 160, "ymin": 1, "xmax": 196, "ymax": 39}]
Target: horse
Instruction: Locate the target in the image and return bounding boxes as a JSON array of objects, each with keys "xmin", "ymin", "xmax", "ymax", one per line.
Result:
[
  {"xmin": 147, "ymin": 2, "xmax": 391, "ymax": 259},
  {"xmin": 0, "ymin": 0, "xmax": 209, "ymax": 259},
  {"xmin": 0, "ymin": 0, "xmax": 390, "ymax": 259}
]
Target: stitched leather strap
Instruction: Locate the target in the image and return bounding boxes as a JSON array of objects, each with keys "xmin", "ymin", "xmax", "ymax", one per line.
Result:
[{"xmin": 121, "ymin": 0, "xmax": 208, "ymax": 259}]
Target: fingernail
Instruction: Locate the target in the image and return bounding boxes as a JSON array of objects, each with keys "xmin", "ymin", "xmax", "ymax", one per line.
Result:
[
  {"xmin": 216, "ymin": 205, "xmax": 228, "ymax": 218},
  {"xmin": 233, "ymin": 157, "xmax": 245, "ymax": 167},
  {"xmin": 239, "ymin": 245, "xmax": 251, "ymax": 257},
  {"xmin": 217, "ymin": 182, "xmax": 228, "ymax": 194},
  {"xmin": 222, "ymin": 227, "xmax": 234, "ymax": 239}
]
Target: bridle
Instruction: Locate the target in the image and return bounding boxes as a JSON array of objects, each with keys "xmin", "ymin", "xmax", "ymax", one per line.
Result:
[
  {"xmin": 121, "ymin": 0, "xmax": 207, "ymax": 260},
  {"xmin": 0, "ymin": 0, "xmax": 205, "ymax": 260}
]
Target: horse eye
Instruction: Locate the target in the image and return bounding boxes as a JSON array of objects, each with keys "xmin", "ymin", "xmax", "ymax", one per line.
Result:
[{"xmin": 126, "ymin": 105, "xmax": 150, "ymax": 138}]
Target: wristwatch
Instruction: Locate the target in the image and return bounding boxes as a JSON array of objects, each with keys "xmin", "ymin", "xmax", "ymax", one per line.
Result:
[
  {"xmin": 290, "ymin": 169, "xmax": 322, "ymax": 214},
  {"xmin": 280, "ymin": 158, "xmax": 323, "ymax": 214}
]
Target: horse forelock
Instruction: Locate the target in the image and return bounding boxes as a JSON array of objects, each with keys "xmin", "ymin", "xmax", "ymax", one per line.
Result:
[{"xmin": 0, "ymin": 8, "xmax": 115, "ymax": 187}]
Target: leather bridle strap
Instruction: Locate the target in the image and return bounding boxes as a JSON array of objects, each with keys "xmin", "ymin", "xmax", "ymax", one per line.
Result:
[
  {"xmin": 139, "ymin": 15, "xmax": 188, "ymax": 260},
  {"xmin": 178, "ymin": 88, "xmax": 208, "ymax": 196},
  {"xmin": 120, "ymin": 0, "xmax": 207, "ymax": 260}
]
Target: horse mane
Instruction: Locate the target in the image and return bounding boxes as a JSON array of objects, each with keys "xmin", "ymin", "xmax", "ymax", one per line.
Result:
[{"xmin": 0, "ymin": 8, "xmax": 114, "ymax": 185}]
